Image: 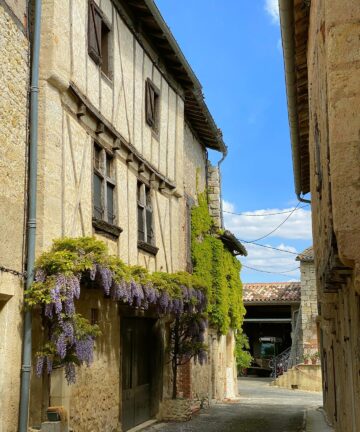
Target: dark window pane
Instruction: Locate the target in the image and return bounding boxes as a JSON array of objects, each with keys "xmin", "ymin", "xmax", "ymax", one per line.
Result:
[
  {"xmin": 146, "ymin": 207, "xmax": 153, "ymax": 244},
  {"xmin": 106, "ymin": 154, "xmax": 112, "ymax": 178},
  {"xmin": 145, "ymin": 187, "xmax": 151, "ymax": 207},
  {"xmin": 94, "ymin": 144, "xmax": 101, "ymax": 171},
  {"xmin": 138, "ymin": 205, "xmax": 145, "ymax": 241},
  {"xmin": 101, "ymin": 21, "xmax": 110, "ymax": 76},
  {"xmin": 93, "ymin": 173, "xmax": 103, "ymax": 219},
  {"xmin": 107, "ymin": 183, "xmax": 115, "ymax": 223}
]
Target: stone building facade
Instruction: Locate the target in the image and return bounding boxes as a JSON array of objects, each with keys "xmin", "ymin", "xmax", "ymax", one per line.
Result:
[
  {"xmin": 297, "ymin": 247, "xmax": 318, "ymax": 360},
  {"xmin": 0, "ymin": 1, "xmax": 241, "ymax": 430},
  {"xmin": 280, "ymin": 1, "xmax": 360, "ymax": 430},
  {"xmin": 0, "ymin": 1, "xmax": 29, "ymax": 431}
]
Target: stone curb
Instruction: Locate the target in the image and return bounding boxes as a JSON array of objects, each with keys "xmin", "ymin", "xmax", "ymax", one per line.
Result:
[{"xmin": 305, "ymin": 407, "xmax": 334, "ymax": 432}]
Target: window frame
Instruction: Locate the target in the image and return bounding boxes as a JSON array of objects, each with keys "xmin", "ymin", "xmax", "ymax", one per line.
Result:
[
  {"xmin": 145, "ymin": 78, "xmax": 160, "ymax": 137},
  {"xmin": 137, "ymin": 182, "xmax": 155, "ymax": 247},
  {"xmin": 93, "ymin": 142, "xmax": 116, "ymax": 226},
  {"xmin": 88, "ymin": 0, "xmax": 112, "ymax": 79}
]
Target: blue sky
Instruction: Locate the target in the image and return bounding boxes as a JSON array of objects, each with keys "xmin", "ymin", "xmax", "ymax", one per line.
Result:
[{"xmin": 155, "ymin": 0, "xmax": 312, "ymax": 282}]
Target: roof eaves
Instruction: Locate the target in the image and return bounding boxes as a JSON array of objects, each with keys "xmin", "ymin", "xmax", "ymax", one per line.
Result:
[
  {"xmin": 279, "ymin": 0, "xmax": 310, "ymax": 196},
  {"xmin": 135, "ymin": 0, "xmax": 227, "ymax": 154}
]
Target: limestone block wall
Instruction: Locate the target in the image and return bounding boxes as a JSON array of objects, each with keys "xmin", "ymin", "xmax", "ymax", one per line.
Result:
[
  {"xmin": 0, "ymin": 1, "xmax": 29, "ymax": 431},
  {"xmin": 300, "ymin": 261, "xmax": 318, "ymax": 355},
  {"xmin": 306, "ymin": 1, "xmax": 360, "ymax": 430}
]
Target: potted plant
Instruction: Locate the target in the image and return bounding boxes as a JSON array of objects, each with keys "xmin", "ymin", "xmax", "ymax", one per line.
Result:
[
  {"xmin": 303, "ymin": 353, "xmax": 311, "ymax": 365},
  {"xmin": 311, "ymin": 351, "xmax": 320, "ymax": 365}
]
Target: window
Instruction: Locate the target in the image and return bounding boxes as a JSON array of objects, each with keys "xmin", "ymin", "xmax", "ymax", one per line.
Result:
[
  {"xmin": 93, "ymin": 143, "xmax": 116, "ymax": 224},
  {"xmin": 145, "ymin": 79, "xmax": 160, "ymax": 134},
  {"xmin": 137, "ymin": 182, "xmax": 153, "ymax": 245},
  {"xmin": 88, "ymin": 0, "xmax": 111, "ymax": 77}
]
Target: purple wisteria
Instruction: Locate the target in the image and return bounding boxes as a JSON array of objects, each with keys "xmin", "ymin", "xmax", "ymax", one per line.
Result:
[{"xmin": 33, "ymin": 252, "xmax": 207, "ymax": 385}]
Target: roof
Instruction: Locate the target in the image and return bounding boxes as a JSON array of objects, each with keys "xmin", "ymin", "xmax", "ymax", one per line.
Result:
[
  {"xmin": 296, "ymin": 246, "xmax": 314, "ymax": 263},
  {"xmin": 219, "ymin": 230, "xmax": 247, "ymax": 257},
  {"xmin": 243, "ymin": 282, "xmax": 301, "ymax": 303},
  {"xmin": 118, "ymin": 0, "xmax": 226, "ymax": 154},
  {"xmin": 279, "ymin": 0, "xmax": 310, "ymax": 196}
]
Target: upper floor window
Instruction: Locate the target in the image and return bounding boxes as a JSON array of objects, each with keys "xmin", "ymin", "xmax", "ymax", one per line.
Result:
[
  {"xmin": 145, "ymin": 79, "xmax": 160, "ymax": 135},
  {"xmin": 137, "ymin": 182, "xmax": 154, "ymax": 245},
  {"xmin": 93, "ymin": 143, "xmax": 116, "ymax": 224},
  {"xmin": 88, "ymin": 0, "xmax": 111, "ymax": 77}
]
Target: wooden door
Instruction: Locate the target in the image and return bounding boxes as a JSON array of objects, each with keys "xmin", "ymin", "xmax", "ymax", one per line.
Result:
[{"xmin": 122, "ymin": 318, "xmax": 153, "ymax": 431}]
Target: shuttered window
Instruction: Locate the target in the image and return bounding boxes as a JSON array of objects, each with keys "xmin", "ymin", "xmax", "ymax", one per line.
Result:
[
  {"xmin": 93, "ymin": 143, "xmax": 116, "ymax": 224},
  {"xmin": 137, "ymin": 182, "xmax": 154, "ymax": 245},
  {"xmin": 88, "ymin": 0, "xmax": 111, "ymax": 77},
  {"xmin": 145, "ymin": 79, "xmax": 160, "ymax": 134}
]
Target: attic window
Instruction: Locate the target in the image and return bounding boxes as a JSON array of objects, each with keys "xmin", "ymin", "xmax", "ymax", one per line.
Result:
[
  {"xmin": 145, "ymin": 79, "xmax": 160, "ymax": 135},
  {"xmin": 88, "ymin": 0, "xmax": 111, "ymax": 78}
]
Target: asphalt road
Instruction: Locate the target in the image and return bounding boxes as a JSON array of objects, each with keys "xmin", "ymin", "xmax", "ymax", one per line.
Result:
[{"xmin": 144, "ymin": 377, "xmax": 323, "ymax": 432}]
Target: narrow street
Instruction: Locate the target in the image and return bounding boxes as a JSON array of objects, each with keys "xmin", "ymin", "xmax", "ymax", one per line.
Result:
[{"xmin": 145, "ymin": 378, "xmax": 323, "ymax": 432}]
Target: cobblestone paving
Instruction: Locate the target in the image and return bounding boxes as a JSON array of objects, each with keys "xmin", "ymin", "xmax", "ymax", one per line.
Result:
[{"xmin": 144, "ymin": 377, "xmax": 323, "ymax": 432}]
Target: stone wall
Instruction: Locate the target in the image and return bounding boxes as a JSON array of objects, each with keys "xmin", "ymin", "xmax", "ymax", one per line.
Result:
[
  {"xmin": 306, "ymin": 1, "xmax": 360, "ymax": 430},
  {"xmin": 207, "ymin": 166, "xmax": 221, "ymax": 229},
  {"xmin": 300, "ymin": 261, "xmax": 318, "ymax": 357},
  {"xmin": 0, "ymin": 1, "xmax": 29, "ymax": 431}
]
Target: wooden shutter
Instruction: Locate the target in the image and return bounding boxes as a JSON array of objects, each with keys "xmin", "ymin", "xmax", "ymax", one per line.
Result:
[{"xmin": 88, "ymin": 0, "xmax": 102, "ymax": 65}]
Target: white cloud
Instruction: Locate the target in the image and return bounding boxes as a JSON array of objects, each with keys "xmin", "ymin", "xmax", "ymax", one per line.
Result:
[
  {"xmin": 265, "ymin": 0, "xmax": 279, "ymax": 24},
  {"xmin": 223, "ymin": 202, "xmax": 312, "ymax": 241},
  {"xmin": 239, "ymin": 242, "xmax": 300, "ymax": 280}
]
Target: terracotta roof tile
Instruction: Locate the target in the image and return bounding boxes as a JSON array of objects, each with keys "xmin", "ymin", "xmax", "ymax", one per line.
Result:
[
  {"xmin": 243, "ymin": 282, "xmax": 301, "ymax": 303},
  {"xmin": 296, "ymin": 246, "xmax": 314, "ymax": 262}
]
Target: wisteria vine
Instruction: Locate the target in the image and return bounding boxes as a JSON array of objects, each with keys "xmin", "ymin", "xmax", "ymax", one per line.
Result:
[{"xmin": 26, "ymin": 237, "xmax": 208, "ymax": 384}]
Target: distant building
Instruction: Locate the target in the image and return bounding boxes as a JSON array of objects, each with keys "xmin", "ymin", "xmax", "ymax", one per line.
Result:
[
  {"xmin": 243, "ymin": 281, "xmax": 301, "ymax": 375},
  {"xmin": 243, "ymin": 247, "xmax": 319, "ymax": 377}
]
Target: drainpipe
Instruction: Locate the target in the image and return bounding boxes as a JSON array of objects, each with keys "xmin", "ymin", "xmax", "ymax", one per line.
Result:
[
  {"xmin": 297, "ymin": 193, "xmax": 311, "ymax": 204},
  {"xmin": 19, "ymin": 0, "xmax": 42, "ymax": 430},
  {"xmin": 218, "ymin": 148, "xmax": 228, "ymax": 229}
]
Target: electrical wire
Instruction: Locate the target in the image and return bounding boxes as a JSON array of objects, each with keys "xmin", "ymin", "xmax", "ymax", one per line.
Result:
[
  {"xmin": 239, "ymin": 239, "xmax": 299, "ymax": 255},
  {"xmin": 245, "ymin": 202, "xmax": 301, "ymax": 243},
  {"xmin": 237, "ymin": 239, "xmax": 314, "ymax": 260},
  {"xmin": 223, "ymin": 204, "xmax": 309, "ymax": 217},
  {"xmin": 241, "ymin": 264, "xmax": 300, "ymax": 274}
]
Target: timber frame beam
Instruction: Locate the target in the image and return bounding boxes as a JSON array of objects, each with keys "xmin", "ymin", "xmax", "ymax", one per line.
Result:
[{"xmin": 67, "ymin": 82, "xmax": 177, "ymax": 193}]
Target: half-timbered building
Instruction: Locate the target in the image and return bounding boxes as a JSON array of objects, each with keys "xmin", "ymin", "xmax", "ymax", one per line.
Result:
[{"xmin": 18, "ymin": 1, "xmax": 240, "ymax": 430}]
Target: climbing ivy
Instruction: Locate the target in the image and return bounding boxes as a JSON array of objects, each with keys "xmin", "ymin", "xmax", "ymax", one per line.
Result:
[{"xmin": 191, "ymin": 191, "xmax": 246, "ymax": 334}]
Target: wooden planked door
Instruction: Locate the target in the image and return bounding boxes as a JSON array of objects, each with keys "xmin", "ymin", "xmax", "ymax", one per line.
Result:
[{"xmin": 122, "ymin": 318, "xmax": 153, "ymax": 431}]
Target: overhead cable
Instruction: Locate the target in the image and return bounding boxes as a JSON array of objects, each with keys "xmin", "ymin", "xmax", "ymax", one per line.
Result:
[
  {"xmin": 245, "ymin": 202, "xmax": 301, "ymax": 243},
  {"xmin": 223, "ymin": 204, "xmax": 309, "ymax": 217},
  {"xmin": 241, "ymin": 264, "xmax": 300, "ymax": 274}
]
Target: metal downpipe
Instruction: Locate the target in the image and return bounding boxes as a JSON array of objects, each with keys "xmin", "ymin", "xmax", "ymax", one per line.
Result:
[{"xmin": 19, "ymin": 0, "xmax": 42, "ymax": 430}]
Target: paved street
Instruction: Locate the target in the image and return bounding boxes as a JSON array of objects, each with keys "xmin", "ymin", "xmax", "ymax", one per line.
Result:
[{"xmin": 145, "ymin": 377, "xmax": 323, "ymax": 432}]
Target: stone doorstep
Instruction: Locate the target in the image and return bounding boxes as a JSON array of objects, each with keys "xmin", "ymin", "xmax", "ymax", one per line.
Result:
[{"xmin": 305, "ymin": 408, "xmax": 334, "ymax": 432}]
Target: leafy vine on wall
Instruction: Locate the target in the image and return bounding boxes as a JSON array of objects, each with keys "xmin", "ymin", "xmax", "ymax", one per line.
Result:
[{"xmin": 191, "ymin": 191, "xmax": 246, "ymax": 335}]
